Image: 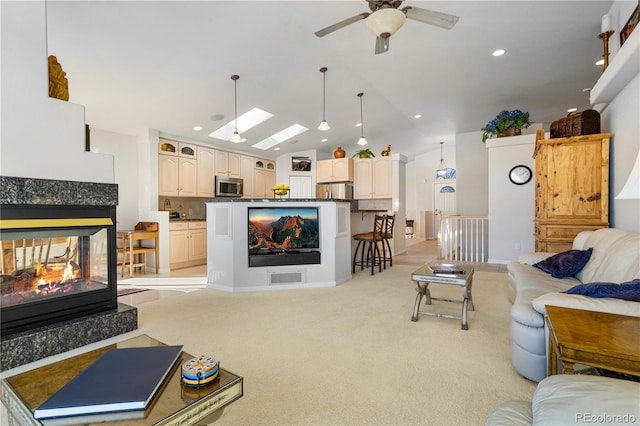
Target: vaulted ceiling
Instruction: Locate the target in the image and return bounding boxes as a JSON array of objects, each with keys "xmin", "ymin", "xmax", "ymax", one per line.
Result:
[{"xmin": 45, "ymin": 1, "xmax": 612, "ymax": 159}]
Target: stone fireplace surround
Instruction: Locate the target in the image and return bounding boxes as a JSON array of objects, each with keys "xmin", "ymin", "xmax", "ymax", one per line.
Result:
[{"xmin": 0, "ymin": 176, "xmax": 137, "ymax": 371}]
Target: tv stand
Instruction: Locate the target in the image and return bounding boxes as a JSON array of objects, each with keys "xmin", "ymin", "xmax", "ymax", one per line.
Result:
[{"xmin": 249, "ymin": 251, "xmax": 321, "ymax": 267}]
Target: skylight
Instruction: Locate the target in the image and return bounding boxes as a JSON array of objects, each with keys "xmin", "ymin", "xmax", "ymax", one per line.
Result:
[
  {"xmin": 252, "ymin": 124, "xmax": 309, "ymax": 150},
  {"xmin": 208, "ymin": 107, "xmax": 274, "ymax": 141}
]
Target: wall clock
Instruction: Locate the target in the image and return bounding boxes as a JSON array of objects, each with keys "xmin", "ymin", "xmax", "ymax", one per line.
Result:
[{"xmin": 509, "ymin": 165, "xmax": 532, "ymax": 185}]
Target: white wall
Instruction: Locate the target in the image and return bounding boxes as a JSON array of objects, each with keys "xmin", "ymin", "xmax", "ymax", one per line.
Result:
[
  {"xmin": 456, "ymin": 131, "xmax": 489, "ymax": 215},
  {"xmin": 0, "ymin": 1, "xmax": 113, "ymax": 183},
  {"xmin": 605, "ymin": 73, "xmax": 640, "ymax": 232},
  {"xmin": 594, "ymin": 0, "xmax": 640, "ymax": 233},
  {"xmin": 486, "ymin": 134, "xmax": 537, "ymax": 263}
]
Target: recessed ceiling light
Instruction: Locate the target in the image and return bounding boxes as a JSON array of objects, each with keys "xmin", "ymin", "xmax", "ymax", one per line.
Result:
[
  {"xmin": 414, "ymin": 114, "xmax": 422, "ymax": 119},
  {"xmin": 492, "ymin": 49, "xmax": 506, "ymax": 57},
  {"xmin": 321, "ymin": 138, "xmax": 328, "ymax": 142},
  {"xmin": 567, "ymin": 108, "xmax": 577, "ymax": 113},
  {"xmin": 355, "ymin": 122, "xmax": 362, "ymax": 127},
  {"xmin": 192, "ymin": 126, "xmax": 203, "ymax": 131},
  {"xmin": 273, "ymin": 147, "xmax": 281, "ymax": 151},
  {"xmin": 595, "ymin": 59, "xmax": 604, "ymax": 66}
]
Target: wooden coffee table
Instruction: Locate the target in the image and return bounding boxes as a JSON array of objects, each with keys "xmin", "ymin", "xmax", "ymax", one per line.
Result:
[
  {"xmin": 1, "ymin": 334, "xmax": 243, "ymax": 425},
  {"xmin": 546, "ymin": 305, "xmax": 640, "ymax": 377}
]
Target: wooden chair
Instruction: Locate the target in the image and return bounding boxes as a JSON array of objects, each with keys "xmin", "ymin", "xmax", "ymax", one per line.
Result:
[{"xmin": 352, "ymin": 214, "xmax": 386, "ymax": 275}]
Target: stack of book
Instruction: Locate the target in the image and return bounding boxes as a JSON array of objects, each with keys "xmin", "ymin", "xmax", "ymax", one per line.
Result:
[{"xmin": 34, "ymin": 345, "xmax": 183, "ymax": 424}]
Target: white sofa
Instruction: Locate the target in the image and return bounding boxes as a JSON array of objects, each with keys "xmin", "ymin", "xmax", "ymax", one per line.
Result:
[
  {"xmin": 508, "ymin": 228, "xmax": 640, "ymax": 382},
  {"xmin": 486, "ymin": 374, "xmax": 640, "ymax": 426}
]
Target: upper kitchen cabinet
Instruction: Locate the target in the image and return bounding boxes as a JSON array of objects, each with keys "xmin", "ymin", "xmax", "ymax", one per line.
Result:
[
  {"xmin": 240, "ymin": 155, "xmax": 256, "ymax": 198},
  {"xmin": 158, "ymin": 154, "xmax": 197, "ymax": 197},
  {"xmin": 196, "ymin": 146, "xmax": 215, "ymax": 198},
  {"xmin": 317, "ymin": 158, "xmax": 353, "ymax": 183},
  {"xmin": 159, "ymin": 139, "xmax": 198, "ymax": 159},
  {"xmin": 214, "ymin": 150, "xmax": 241, "ymax": 178},
  {"xmin": 353, "ymin": 157, "xmax": 392, "ymax": 199}
]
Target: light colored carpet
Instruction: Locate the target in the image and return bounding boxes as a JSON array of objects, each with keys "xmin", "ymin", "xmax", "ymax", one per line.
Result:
[{"xmin": 137, "ymin": 266, "xmax": 536, "ymax": 425}]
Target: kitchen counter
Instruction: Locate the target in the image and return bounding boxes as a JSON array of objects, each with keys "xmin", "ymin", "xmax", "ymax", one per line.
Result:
[{"xmin": 169, "ymin": 218, "xmax": 206, "ymax": 222}]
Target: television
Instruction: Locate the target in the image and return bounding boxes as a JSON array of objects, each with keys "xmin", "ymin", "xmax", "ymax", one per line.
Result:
[{"xmin": 248, "ymin": 207, "xmax": 320, "ymax": 267}]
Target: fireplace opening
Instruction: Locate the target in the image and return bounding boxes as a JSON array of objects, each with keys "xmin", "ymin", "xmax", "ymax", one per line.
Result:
[{"xmin": 1, "ymin": 205, "xmax": 118, "ymax": 336}]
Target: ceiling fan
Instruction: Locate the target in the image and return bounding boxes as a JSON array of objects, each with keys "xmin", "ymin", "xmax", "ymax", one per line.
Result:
[{"xmin": 314, "ymin": 0, "xmax": 459, "ymax": 54}]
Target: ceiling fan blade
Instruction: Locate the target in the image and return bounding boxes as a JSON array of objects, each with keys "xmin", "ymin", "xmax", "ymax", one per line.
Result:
[
  {"xmin": 401, "ymin": 6, "xmax": 459, "ymax": 30},
  {"xmin": 375, "ymin": 36, "xmax": 389, "ymax": 54},
  {"xmin": 314, "ymin": 12, "xmax": 370, "ymax": 37}
]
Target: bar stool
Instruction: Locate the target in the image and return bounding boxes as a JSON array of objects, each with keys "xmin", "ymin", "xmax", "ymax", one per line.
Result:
[
  {"xmin": 352, "ymin": 214, "xmax": 386, "ymax": 275},
  {"xmin": 381, "ymin": 214, "xmax": 395, "ymax": 268}
]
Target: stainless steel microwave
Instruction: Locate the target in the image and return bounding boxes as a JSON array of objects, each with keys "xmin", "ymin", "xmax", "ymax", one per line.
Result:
[{"xmin": 215, "ymin": 176, "xmax": 243, "ymax": 197}]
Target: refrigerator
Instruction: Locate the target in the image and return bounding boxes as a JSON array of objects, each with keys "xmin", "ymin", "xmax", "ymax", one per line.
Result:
[{"xmin": 316, "ymin": 183, "xmax": 357, "ymax": 211}]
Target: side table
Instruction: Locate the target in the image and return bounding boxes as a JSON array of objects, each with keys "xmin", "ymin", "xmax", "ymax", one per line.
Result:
[
  {"xmin": 546, "ymin": 305, "xmax": 640, "ymax": 377},
  {"xmin": 1, "ymin": 334, "xmax": 243, "ymax": 425},
  {"xmin": 410, "ymin": 264, "xmax": 474, "ymax": 330}
]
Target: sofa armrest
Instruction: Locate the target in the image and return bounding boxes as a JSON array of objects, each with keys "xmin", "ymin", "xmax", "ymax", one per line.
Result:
[
  {"xmin": 532, "ymin": 375, "xmax": 640, "ymax": 425},
  {"xmin": 517, "ymin": 252, "xmax": 556, "ymax": 266},
  {"xmin": 532, "ymin": 292, "xmax": 640, "ymax": 317}
]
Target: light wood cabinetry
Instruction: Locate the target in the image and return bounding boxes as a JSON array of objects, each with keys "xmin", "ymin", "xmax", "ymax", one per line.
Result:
[
  {"xmin": 158, "ymin": 139, "xmax": 198, "ymax": 197},
  {"xmin": 240, "ymin": 155, "xmax": 256, "ymax": 198},
  {"xmin": 316, "ymin": 158, "xmax": 353, "ymax": 183},
  {"xmin": 169, "ymin": 221, "xmax": 207, "ymax": 269},
  {"xmin": 214, "ymin": 150, "xmax": 241, "ymax": 178},
  {"xmin": 353, "ymin": 157, "xmax": 392, "ymax": 199},
  {"xmin": 534, "ymin": 133, "xmax": 610, "ymax": 252},
  {"xmin": 196, "ymin": 146, "xmax": 215, "ymax": 197},
  {"xmin": 254, "ymin": 169, "xmax": 276, "ymax": 198},
  {"xmin": 158, "ymin": 154, "xmax": 197, "ymax": 197}
]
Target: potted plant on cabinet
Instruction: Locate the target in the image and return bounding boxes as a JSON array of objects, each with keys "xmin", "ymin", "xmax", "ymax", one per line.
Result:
[
  {"xmin": 352, "ymin": 148, "xmax": 375, "ymax": 158},
  {"xmin": 481, "ymin": 109, "xmax": 532, "ymax": 142}
]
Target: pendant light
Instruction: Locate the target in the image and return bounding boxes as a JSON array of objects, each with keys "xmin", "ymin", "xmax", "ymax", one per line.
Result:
[
  {"xmin": 436, "ymin": 141, "xmax": 447, "ymax": 177},
  {"xmin": 229, "ymin": 74, "xmax": 246, "ymax": 143},
  {"xmin": 357, "ymin": 92, "xmax": 368, "ymax": 146},
  {"xmin": 317, "ymin": 67, "xmax": 330, "ymax": 131}
]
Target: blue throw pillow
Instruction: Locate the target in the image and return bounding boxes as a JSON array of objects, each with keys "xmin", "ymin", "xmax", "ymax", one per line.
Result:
[
  {"xmin": 533, "ymin": 248, "xmax": 593, "ymax": 278},
  {"xmin": 565, "ymin": 279, "xmax": 640, "ymax": 302}
]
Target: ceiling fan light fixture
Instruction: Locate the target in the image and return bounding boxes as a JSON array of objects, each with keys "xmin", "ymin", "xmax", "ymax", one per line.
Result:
[
  {"xmin": 229, "ymin": 74, "xmax": 246, "ymax": 143},
  {"xmin": 365, "ymin": 8, "xmax": 406, "ymax": 38},
  {"xmin": 318, "ymin": 67, "xmax": 331, "ymax": 131}
]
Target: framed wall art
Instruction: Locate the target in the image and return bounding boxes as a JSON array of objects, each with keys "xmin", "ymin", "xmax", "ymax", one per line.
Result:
[
  {"xmin": 292, "ymin": 157, "xmax": 311, "ymax": 172},
  {"xmin": 620, "ymin": 3, "xmax": 639, "ymax": 46}
]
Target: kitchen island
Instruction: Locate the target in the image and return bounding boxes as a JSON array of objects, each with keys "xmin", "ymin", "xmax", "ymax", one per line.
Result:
[{"xmin": 205, "ymin": 199, "xmax": 352, "ymax": 292}]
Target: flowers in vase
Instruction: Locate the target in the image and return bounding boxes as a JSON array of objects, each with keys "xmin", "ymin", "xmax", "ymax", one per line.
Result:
[{"xmin": 482, "ymin": 109, "xmax": 532, "ymax": 142}]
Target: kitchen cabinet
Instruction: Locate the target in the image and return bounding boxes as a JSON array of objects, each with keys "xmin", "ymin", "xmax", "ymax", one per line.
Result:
[
  {"xmin": 353, "ymin": 157, "xmax": 392, "ymax": 199},
  {"xmin": 254, "ymin": 169, "xmax": 276, "ymax": 198},
  {"xmin": 169, "ymin": 221, "xmax": 207, "ymax": 269},
  {"xmin": 158, "ymin": 154, "xmax": 197, "ymax": 197},
  {"xmin": 240, "ymin": 155, "xmax": 256, "ymax": 198},
  {"xmin": 214, "ymin": 150, "xmax": 241, "ymax": 178},
  {"xmin": 159, "ymin": 139, "xmax": 198, "ymax": 159},
  {"xmin": 317, "ymin": 158, "xmax": 353, "ymax": 183},
  {"xmin": 196, "ymin": 146, "xmax": 215, "ymax": 197},
  {"xmin": 534, "ymin": 133, "xmax": 610, "ymax": 252}
]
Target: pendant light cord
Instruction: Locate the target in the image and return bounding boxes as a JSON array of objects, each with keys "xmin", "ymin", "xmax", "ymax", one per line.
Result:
[
  {"xmin": 358, "ymin": 92, "xmax": 364, "ymax": 138},
  {"xmin": 231, "ymin": 74, "xmax": 240, "ymax": 133},
  {"xmin": 321, "ymin": 68, "xmax": 327, "ymax": 120}
]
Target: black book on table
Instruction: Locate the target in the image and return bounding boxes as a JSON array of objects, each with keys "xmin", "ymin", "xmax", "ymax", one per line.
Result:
[
  {"xmin": 34, "ymin": 345, "xmax": 183, "ymax": 420},
  {"xmin": 428, "ymin": 264, "xmax": 464, "ymax": 274}
]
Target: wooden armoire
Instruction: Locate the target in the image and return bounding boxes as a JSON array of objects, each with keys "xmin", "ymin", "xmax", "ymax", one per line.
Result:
[{"xmin": 533, "ymin": 132, "xmax": 610, "ymax": 252}]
